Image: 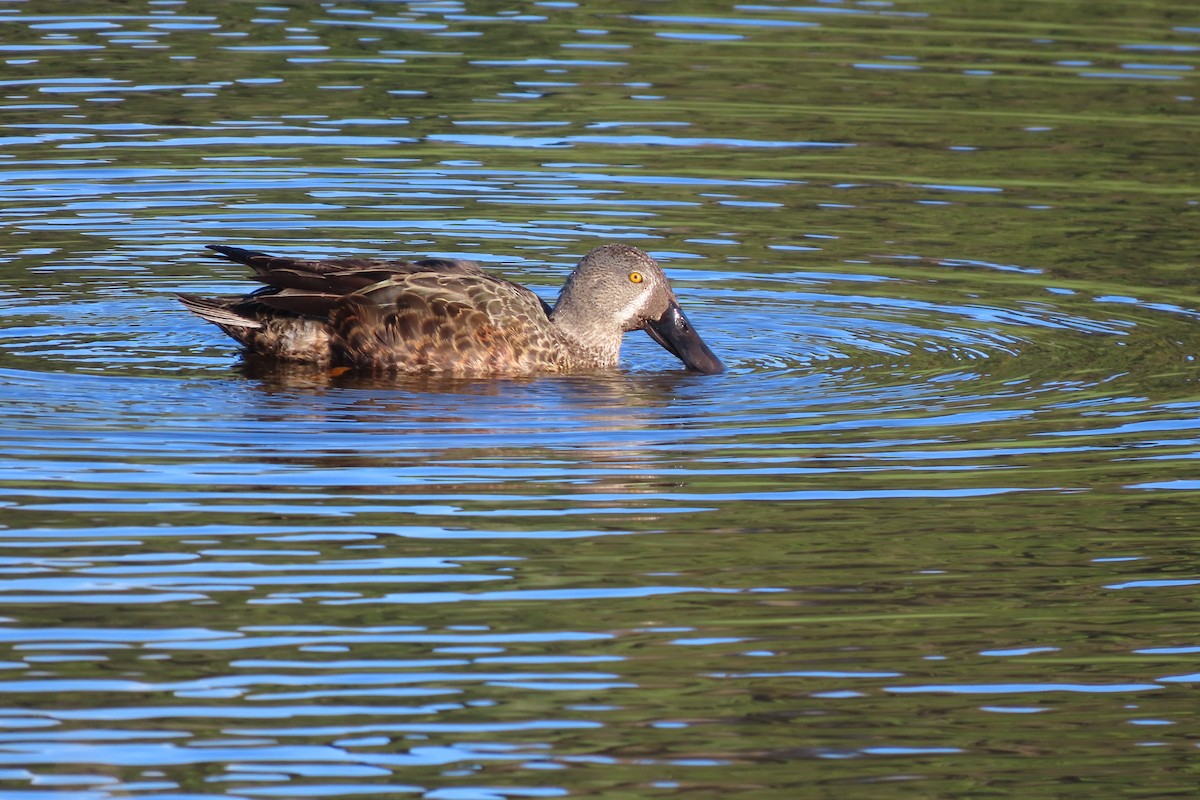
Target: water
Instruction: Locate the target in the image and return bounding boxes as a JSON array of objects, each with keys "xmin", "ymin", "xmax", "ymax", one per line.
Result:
[{"xmin": 2, "ymin": 1, "xmax": 1200, "ymax": 797}]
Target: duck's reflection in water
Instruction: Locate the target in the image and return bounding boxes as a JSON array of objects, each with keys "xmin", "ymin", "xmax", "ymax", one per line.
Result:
[{"xmin": 228, "ymin": 357, "xmax": 727, "ymax": 506}]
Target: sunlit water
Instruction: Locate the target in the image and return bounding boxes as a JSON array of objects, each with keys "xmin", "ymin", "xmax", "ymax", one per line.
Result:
[{"xmin": 2, "ymin": 1, "xmax": 1200, "ymax": 798}]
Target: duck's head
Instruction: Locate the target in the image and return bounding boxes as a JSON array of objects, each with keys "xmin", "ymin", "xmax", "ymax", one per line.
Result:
[{"xmin": 555, "ymin": 244, "xmax": 725, "ymax": 374}]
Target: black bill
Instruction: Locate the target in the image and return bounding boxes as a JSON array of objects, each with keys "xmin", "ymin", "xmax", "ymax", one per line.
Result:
[{"xmin": 644, "ymin": 300, "xmax": 725, "ymax": 374}]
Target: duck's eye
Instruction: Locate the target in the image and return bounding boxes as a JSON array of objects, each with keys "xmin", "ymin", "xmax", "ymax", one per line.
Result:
[{"xmin": 629, "ymin": 271, "xmax": 644, "ymax": 284}]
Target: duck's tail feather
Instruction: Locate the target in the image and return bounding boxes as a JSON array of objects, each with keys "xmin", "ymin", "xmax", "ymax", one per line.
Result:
[{"xmin": 177, "ymin": 294, "xmax": 263, "ymax": 330}]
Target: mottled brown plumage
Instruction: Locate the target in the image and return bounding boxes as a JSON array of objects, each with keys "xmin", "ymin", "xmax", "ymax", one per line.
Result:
[{"xmin": 178, "ymin": 243, "xmax": 724, "ymax": 376}]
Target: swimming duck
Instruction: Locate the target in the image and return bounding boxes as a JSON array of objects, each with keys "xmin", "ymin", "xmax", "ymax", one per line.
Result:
[{"xmin": 178, "ymin": 243, "xmax": 724, "ymax": 375}]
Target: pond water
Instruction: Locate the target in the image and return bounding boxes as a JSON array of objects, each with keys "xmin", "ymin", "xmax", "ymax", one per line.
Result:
[{"xmin": 2, "ymin": 1, "xmax": 1200, "ymax": 797}]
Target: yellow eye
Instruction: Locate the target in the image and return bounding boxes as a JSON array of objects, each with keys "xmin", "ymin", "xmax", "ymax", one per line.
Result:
[{"xmin": 629, "ymin": 271, "xmax": 644, "ymax": 284}]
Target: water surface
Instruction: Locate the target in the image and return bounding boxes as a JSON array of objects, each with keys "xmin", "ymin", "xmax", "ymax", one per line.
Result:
[{"xmin": 2, "ymin": 1, "xmax": 1200, "ymax": 798}]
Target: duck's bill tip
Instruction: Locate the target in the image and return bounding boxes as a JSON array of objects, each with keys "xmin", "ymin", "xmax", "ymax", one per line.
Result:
[{"xmin": 644, "ymin": 302, "xmax": 725, "ymax": 374}]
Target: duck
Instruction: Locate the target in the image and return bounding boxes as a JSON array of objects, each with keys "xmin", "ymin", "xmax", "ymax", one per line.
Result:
[{"xmin": 178, "ymin": 243, "xmax": 724, "ymax": 376}]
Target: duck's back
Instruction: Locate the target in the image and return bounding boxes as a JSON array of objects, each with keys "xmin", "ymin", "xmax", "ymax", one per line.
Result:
[{"xmin": 180, "ymin": 246, "xmax": 569, "ymax": 374}]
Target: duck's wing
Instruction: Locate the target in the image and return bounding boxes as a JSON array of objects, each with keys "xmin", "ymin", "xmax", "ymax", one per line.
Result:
[
  {"xmin": 206, "ymin": 244, "xmax": 487, "ymax": 295},
  {"xmin": 221, "ymin": 245, "xmax": 554, "ymax": 322}
]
